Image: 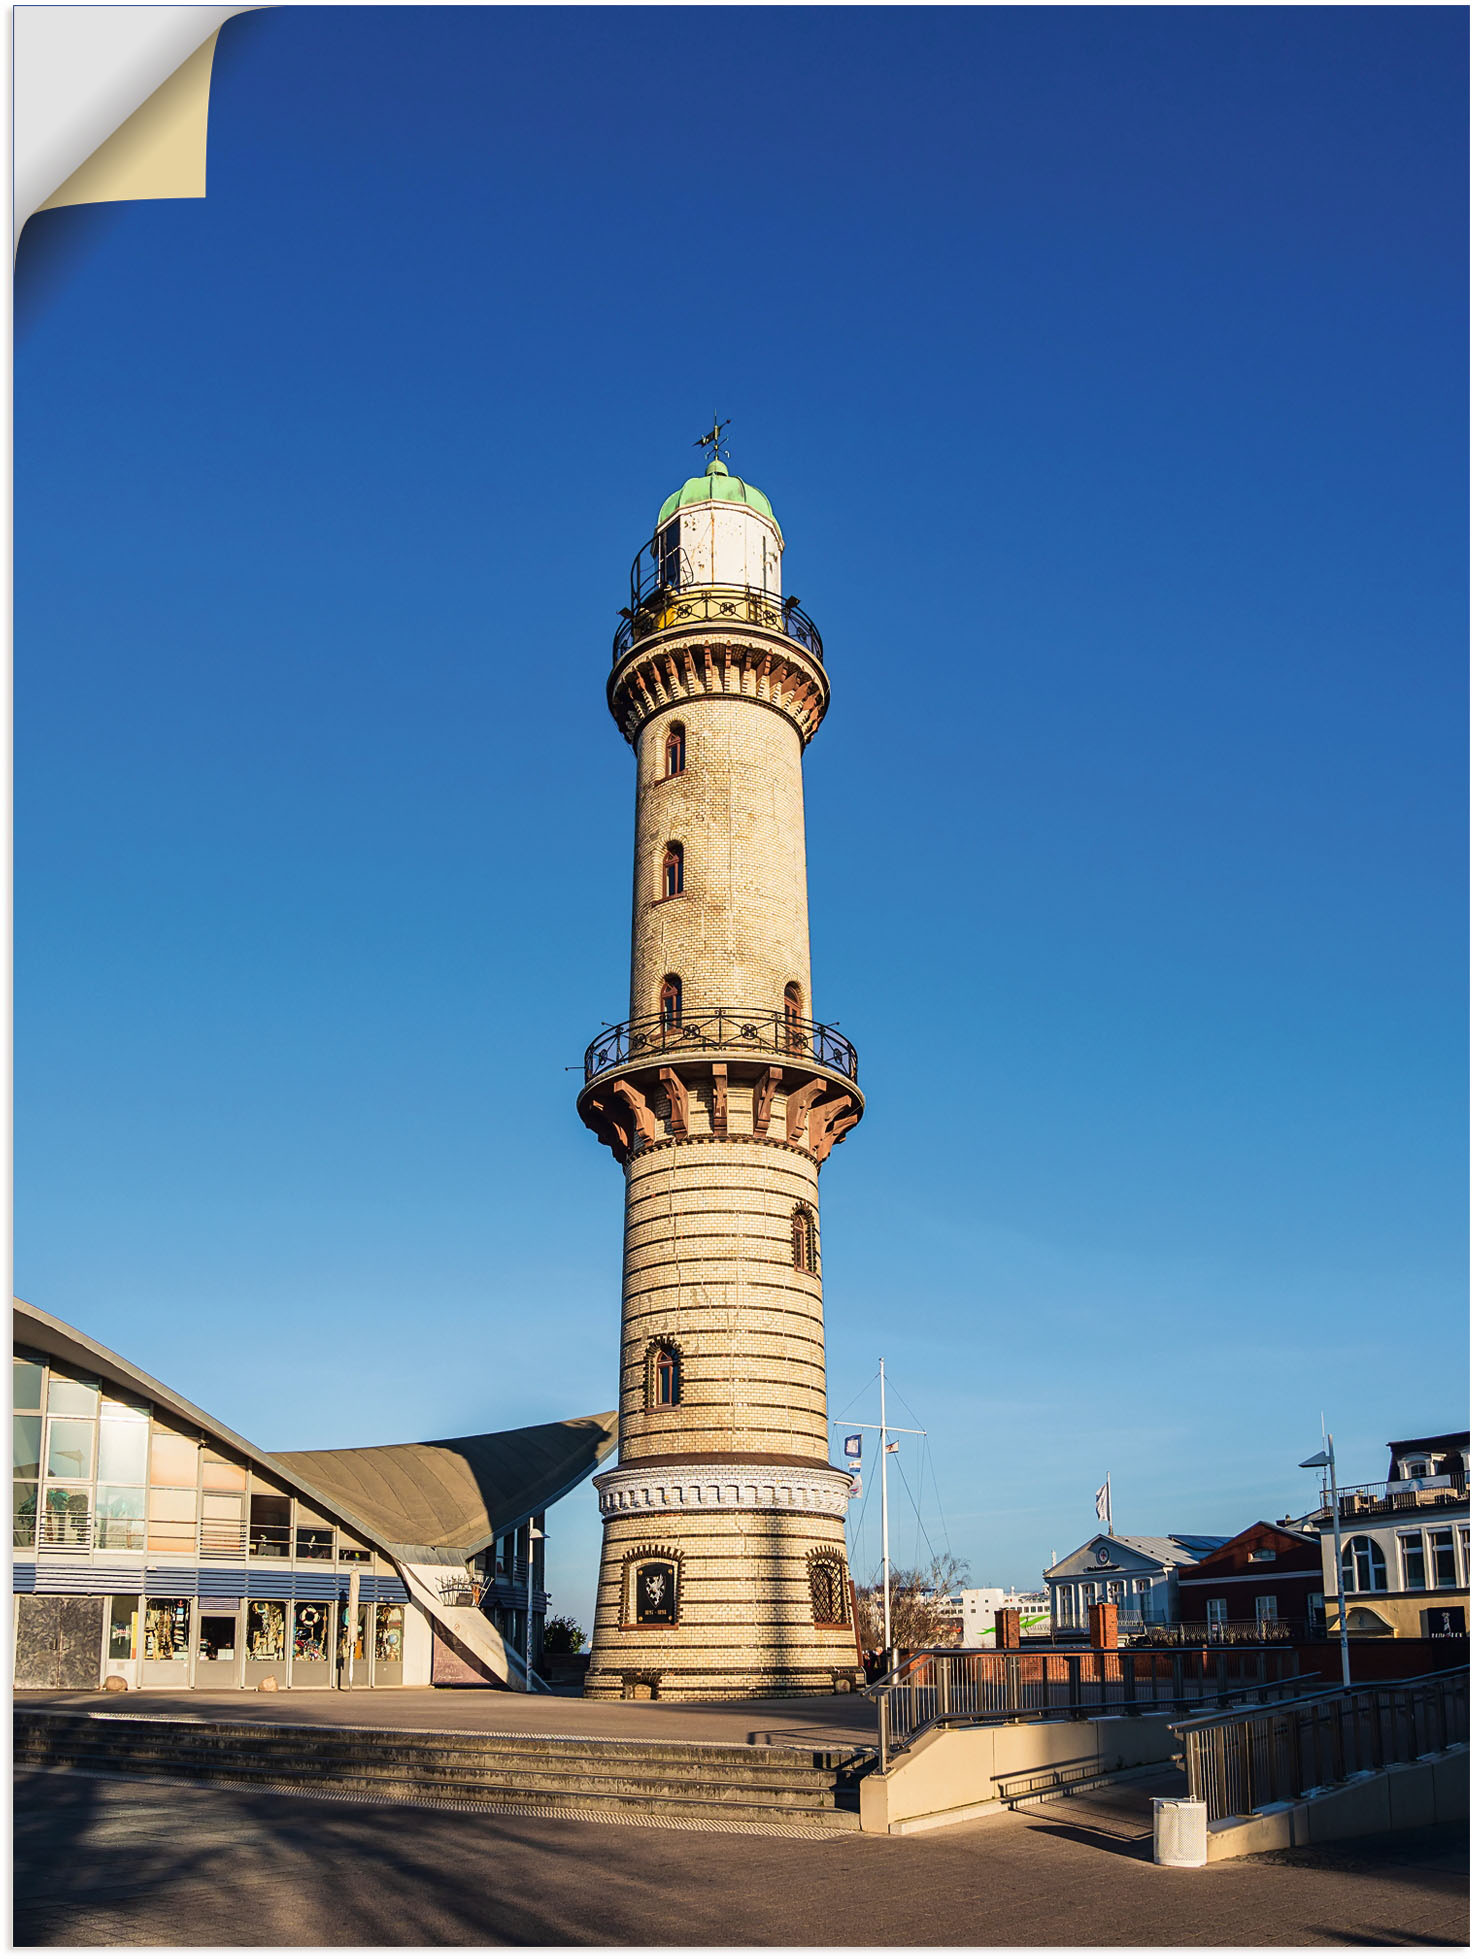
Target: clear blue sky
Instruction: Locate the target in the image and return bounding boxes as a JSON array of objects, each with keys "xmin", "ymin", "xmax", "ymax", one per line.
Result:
[{"xmin": 17, "ymin": 6, "xmax": 1466, "ymax": 1634}]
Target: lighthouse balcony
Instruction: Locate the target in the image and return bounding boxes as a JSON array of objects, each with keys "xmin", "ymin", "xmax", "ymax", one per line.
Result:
[
  {"xmin": 613, "ymin": 585, "xmax": 824, "ymax": 667},
  {"xmin": 576, "ymin": 1007, "xmax": 863, "ymax": 1165},
  {"xmin": 583, "ymin": 1006, "xmax": 856, "ymax": 1085}
]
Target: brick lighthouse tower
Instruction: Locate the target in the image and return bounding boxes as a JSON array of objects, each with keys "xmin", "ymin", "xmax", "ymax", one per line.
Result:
[{"xmin": 577, "ymin": 430, "xmax": 866, "ymax": 1700}]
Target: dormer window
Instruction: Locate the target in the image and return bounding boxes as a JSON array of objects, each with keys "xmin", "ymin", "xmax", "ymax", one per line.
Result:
[{"xmin": 1248, "ymin": 1548, "xmax": 1277, "ymax": 1563}]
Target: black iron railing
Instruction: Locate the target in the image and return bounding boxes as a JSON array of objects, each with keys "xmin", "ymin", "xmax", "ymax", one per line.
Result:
[
  {"xmin": 613, "ymin": 585, "xmax": 824, "ymax": 666},
  {"xmin": 866, "ymin": 1645, "xmax": 1313, "ymax": 1773},
  {"xmin": 583, "ymin": 1006, "xmax": 857, "ymax": 1086},
  {"xmin": 1310, "ymin": 1476, "xmax": 1468, "ymax": 1522},
  {"xmin": 1174, "ymin": 1668, "xmax": 1468, "ymax": 1822}
]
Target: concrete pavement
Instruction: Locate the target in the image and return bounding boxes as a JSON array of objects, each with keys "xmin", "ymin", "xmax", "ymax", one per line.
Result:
[{"xmin": 15, "ymin": 1767, "xmax": 1469, "ymax": 1946}]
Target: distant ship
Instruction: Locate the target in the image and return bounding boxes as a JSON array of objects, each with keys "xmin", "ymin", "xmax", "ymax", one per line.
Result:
[{"xmin": 959, "ymin": 1586, "xmax": 1053, "ymax": 1644}]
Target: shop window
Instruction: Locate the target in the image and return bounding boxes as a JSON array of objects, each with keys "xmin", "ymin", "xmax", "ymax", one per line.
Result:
[
  {"xmin": 809, "ymin": 1554, "xmax": 849, "ymax": 1627},
  {"xmin": 792, "ymin": 1204, "xmax": 818, "ymax": 1274},
  {"xmin": 661, "ymin": 842, "xmax": 684, "ymax": 898},
  {"xmin": 659, "ymin": 975, "xmax": 683, "ymax": 1029},
  {"xmin": 97, "ymin": 1420, "xmax": 149, "ymax": 1484},
  {"xmin": 628, "ymin": 1556, "xmax": 679, "ymax": 1626},
  {"xmin": 108, "ymin": 1595, "xmax": 139, "ymax": 1662},
  {"xmin": 14, "ymin": 1414, "xmax": 41, "ymax": 1482},
  {"xmin": 1400, "ymin": 1532, "xmax": 1427, "ymax": 1590},
  {"xmin": 665, "ymin": 722, "xmax": 686, "ymax": 776},
  {"xmin": 96, "ymin": 1487, "xmax": 146, "ymax": 1551},
  {"xmin": 338, "ymin": 1604, "xmax": 368, "ymax": 1667},
  {"xmin": 198, "ymin": 1615, "xmax": 238, "ymax": 1662},
  {"xmin": 375, "ymin": 1605, "xmax": 405, "ymax": 1664},
  {"xmin": 144, "ymin": 1597, "xmax": 191, "ymax": 1661},
  {"xmin": 1341, "ymin": 1536, "xmax": 1387, "ymax": 1593},
  {"xmin": 648, "ymin": 1343, "xmax": 681, "ymax": 1409},
  {"xmin": 13, "ymin": 1482, "xmax": 37, "ymax": 1549},
  {"xmin": 1428, "ymin": 1527, "xmax": 1457, "ymax": 1588},
  {"xmin": 247, "ymin": 1600, "xmax": 287, "ymax": 1662},
  {"xmin": 249, "ymin": 1492, "xmax": 291, "ymax": 1558},
  {"xmin": 292, "ymin": 1602, "xmax": 330, "ymax": 1661},
  {"xmin": 149, "ymin": 1432, "xmax": 199, "ymax": 1487},
  {"xmin": 46, "ymin": 1375, "xmax": 99, "ymax": 1418},
  {"xmin": 13, "ymin": 1357, "xmax": 43, "ymax": 1411},
  {"xmin": 46, "ymin": 1418, "xmax": 95, "ymax": 1482}
]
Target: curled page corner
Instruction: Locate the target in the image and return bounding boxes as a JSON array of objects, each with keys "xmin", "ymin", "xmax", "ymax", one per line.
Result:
[{"xmin": 15, "ymin": 5, "xmax": 257, "ymax": 248}]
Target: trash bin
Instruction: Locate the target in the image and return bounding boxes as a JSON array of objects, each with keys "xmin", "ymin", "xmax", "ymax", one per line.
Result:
[{"xmin": 1153, "ymin": 1797, "xmax": 1207, "ymax": 1867}]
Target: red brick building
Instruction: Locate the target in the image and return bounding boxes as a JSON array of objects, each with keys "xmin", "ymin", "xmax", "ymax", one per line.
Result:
[{"xmin": 1175, "ymin": 1521, "xmax": 1324, "ymax": 1639}]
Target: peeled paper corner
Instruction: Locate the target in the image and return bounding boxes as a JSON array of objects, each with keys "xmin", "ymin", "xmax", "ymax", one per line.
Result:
[{"xmin": 38, "ymin": 29, "xmax": 223, "ymax": 215}]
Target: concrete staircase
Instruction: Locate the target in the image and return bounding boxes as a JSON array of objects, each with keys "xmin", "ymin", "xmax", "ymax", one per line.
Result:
[{"xmin": 14, "ymin": 1708, "xmax": 870, "ymax": 1833}]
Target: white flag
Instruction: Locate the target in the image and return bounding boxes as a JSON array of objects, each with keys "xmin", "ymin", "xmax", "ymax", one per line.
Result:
[{"xmin": 1094, "ymin": 1477, "xmax": 1111, "ymax": 1524}]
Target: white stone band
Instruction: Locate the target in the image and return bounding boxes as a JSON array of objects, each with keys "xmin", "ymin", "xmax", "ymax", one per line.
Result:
[{"xmin": 594, "ymin": 1462, "xmax": 854, "ymax": 1520}]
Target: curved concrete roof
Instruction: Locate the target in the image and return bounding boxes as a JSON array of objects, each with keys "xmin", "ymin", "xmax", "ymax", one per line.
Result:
[{"xmin": 275, "ymin": 1415, "xmax": 617, "ymax": 1559}]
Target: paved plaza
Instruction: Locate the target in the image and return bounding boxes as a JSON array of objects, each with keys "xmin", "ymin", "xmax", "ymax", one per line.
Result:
[{"xmin": 15, "ymin": 1764, "xmax": 1468, "ymax": 1947}]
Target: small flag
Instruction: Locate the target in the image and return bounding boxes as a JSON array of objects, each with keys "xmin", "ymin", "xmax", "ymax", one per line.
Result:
[
  {"xmin": 1094, "ymin": 1476, "xmax": 1112, "ymax": 1525},
  {"xmin": 843, "ymin": 1434, "xmax": 862, "ymax": 1459},
  {"xmin": 847, "ymin": 1471, "xmax": 862, "ymax": 1499},
  {"xmin": 885, "ymin": 1440, "xmax": 899, "ymax": 1454}
]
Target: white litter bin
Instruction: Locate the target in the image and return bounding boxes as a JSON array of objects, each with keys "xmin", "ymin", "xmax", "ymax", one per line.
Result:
[{"xmin": 1153, "ymin": 1797, "xmax": 1208, "ymax": 1868}]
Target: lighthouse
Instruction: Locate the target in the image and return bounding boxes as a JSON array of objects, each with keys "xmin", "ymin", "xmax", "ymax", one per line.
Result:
[{"xmin": 577, "ymin": 434, "xmax": 866, "ymax": 1699}]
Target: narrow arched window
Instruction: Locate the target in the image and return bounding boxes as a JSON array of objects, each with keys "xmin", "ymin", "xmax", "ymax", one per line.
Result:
[
  {"xmin": 809, "ymin": 1554, "xmax": 848, "ymax": 1627},
  {"xmin": 659, "ymin": 975, "xmax": 682, "ymax": 1029},
  {"xmin": 1342, "ymin": 1536, "xmax": 1387, "ymax": 1594},
  {"xmin": 650, "ymin": 1346, "xmax": 680, "ymax": 1408},
  {"xmin": 665, "ymin": 722, "xmax": 686, "ymax": 777},
  {"xmin": 783, "ymin": 981, "xmax": 804, "ymax": 1052},
  {"xmin": 792, "ymin": 1204, "xmax": 818, "ymax": 1275},
  {"xmin": 662, "ymin": 843, "xmax": 684, "ymax": 899}
]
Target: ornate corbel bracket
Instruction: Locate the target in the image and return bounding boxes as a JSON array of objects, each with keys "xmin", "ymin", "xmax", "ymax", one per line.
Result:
[
  {"xmin": 659, "ymin": 1067, "xmax": 689, "ymax": 1140},
  {"xmin": 783, "ymin": 1077, "xmax": 829, "ymax": 1146}
]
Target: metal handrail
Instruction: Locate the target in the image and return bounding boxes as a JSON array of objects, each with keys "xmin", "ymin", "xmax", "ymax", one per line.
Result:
[
  {"xmin": 866, "ymin": 1645, "xmax": 1314, "ymax": 1774},
  {"xmin": 1173, "ymin": 1667, "xmax": 1468, "ymax": 1821},
  {"xmin": 613, "ymin": 584, "xmax": 824, "ymax": 666},
  {"xmin": 583, "ymin": 1005, "xmax": 858, "ymax": 1086},
  {"xmin": 1311, "ymin": 1477, "xmax": 1467, "ymax": 1519}
]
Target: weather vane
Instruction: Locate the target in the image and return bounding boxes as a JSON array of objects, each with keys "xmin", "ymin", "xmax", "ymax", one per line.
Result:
[{"xmin": 693, "ymin": 414, "xmax": 730, "ymax": 467}]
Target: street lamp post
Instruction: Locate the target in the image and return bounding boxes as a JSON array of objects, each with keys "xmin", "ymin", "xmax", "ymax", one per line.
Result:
[{"xmin": 1299, "ymin": 1436, "xmax": 1351, "ymax": 1688}]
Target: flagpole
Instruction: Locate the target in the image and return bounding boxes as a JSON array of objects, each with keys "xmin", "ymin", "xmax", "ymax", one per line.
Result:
[{"xmin": 879, "ymin": 1357, "xmax": 892, "ymax": 1658}]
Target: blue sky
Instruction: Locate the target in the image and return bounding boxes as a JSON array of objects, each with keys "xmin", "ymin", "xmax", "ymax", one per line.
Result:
[{"xmin": 17, "ymin": 5, "xmax": 1466, "ymax": 1633}]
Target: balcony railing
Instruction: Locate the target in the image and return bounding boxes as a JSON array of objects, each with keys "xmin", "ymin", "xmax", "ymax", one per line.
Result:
[
  {"xmin": 1124, "ymin": 1619, "xmax": 1314, "ymax": 1648},
  {"xmin": 613, "ymin": 585, "xmax": 824, "ymax": 666},
  {"xmin": 1315, "ymin": 1477, "xmax": 1467, "ymax": 1521},
  {"xmin": 583, "ymin": 1006, "xmax": 858, "ymax": 1086}
]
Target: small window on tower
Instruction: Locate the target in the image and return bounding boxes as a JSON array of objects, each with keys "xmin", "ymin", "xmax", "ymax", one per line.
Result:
[
  {"xmin": 665, "ymin": 723, "xmax": 686, "ymax": 777},
  {"xmin": 783, "ymin": 982, "xmax": 804, "ymax": 1051},
  {"xmin": 659, "ymin": 976, "xmax": 683, "ymax": 1029},
  {"xmin": 809, "ymin": 1554, "xmax": 848, "ymax": 1627},
  {"xmin": 648, "ymin": 1345, "xmax": 681, "ymax": 1409},
  {"xmin": 792, "ymin": 1204, "xmax": 818, "ymax": 1275},
  {"xmin": 662, "ymin": 843, "xmax": 684, "ymax": 899},
  {"xmin": 657, "ymin": 522, "xmax": 682, "ymax": 592}
]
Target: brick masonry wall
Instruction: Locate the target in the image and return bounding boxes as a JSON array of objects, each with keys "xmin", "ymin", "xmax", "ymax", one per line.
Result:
[{"xmin": 631, "ymin": 696, "xmax": 812, "ymax": 1023}]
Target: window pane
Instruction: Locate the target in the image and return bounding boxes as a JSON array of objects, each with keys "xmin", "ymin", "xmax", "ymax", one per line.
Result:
[
  {"xmin": 247, "ymin": 1600, "xmax": 286, "ymax": 1662},
  {"xmin": 374, "ymin": 1605, "xmax": 404, "ymax": 1662},
  {"xmin": 144, "ymin": 1598, "xmax": 191, "ymax": 1660},
  {"xmin": 13, "ymin": 1414, "xmax": 41, "ymax": 1480},
  {"xmin": 1428, "ymin": 1528, "xmax": 1456, "ymax": 1588},
  {"xmin": 13, "ymin": 1482, "xmax": 37, "ymax": 1548},
  {"xmin": 46, "ymin": 1376, "xmax": 100, "ymax": 1418},
  {"xmin": 98, "ymin": 1421, "xmax": 149, "ymax": 1483},
  {"xmin": 1400, "ymin": 1534, "xmax": 1427, "ymax": 1590},
  {"xmin": 149, "ymin": 1487, "xmax": 198, "ymax": 1523},
  {"xmin": 42, "ymin": 1488, "xmax": 90, "ymax": 1545},
  {"xmin": 296, "ymin": 1526, "xmax": 333, "ymax": 1561},
  {"xmin": 149, "ymin": 1434, "xmax": 199, "ymax": 1486},
  {"xmin": 198, "ymin": 1616, "xmax": 238, "ymax": 1661},
  {"xmin": 46, "ymin": 1418, "xmax": 94, "ymax": 1481},
  {"xmin": 147, "ymin": 1520, "xmax": 196, "ymax": 1553},
  {"xmin": 100, "ymin": 1393, "xmax": 149, "ymax": 1420},
  {"xmin": 293, "ymin": 1602, "xmax": 329, "ymax": 1661},
  {"xmin": 96, "ymin": 1488, "xmax": 147, "ymax": 1550},
  {"xmin": 108, "ymin": 1596, "xmax": 139, "ymax": 1661},
  {"xmin": 13, "ymin": 1358, "xmax": 43, "ymax": 1410},
  {"xmin": 202, "ymin": 1455, "xmax": 248, "ymax": 1493}
]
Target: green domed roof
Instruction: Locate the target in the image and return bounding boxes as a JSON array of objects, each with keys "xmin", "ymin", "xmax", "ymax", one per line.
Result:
[{"xmin": 657, "ymin": 460, "xmax": 781, "ymax": 537}]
